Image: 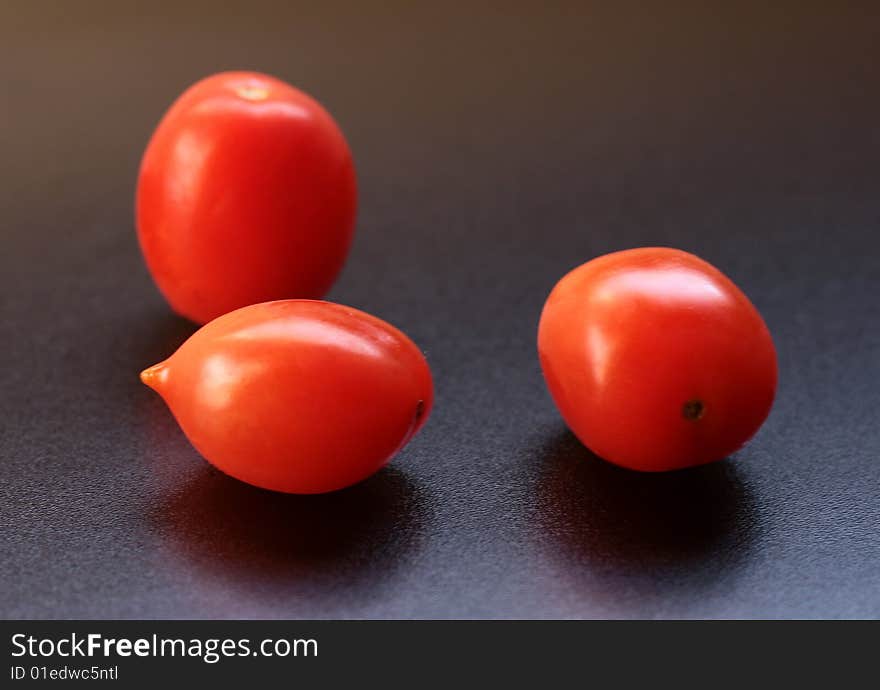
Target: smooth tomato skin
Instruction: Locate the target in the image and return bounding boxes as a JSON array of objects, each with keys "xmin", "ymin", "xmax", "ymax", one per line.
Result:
[
  {"xmin": 538, "ymin": 248, "xmax": 777, "ymax": 472},
  {"xmin": 137, "ymin": 72, "xmax": 357, "ymax": 324},
  {"xmin": 141, "ymin": 300, "xmax": 433, "ymax": 494}
]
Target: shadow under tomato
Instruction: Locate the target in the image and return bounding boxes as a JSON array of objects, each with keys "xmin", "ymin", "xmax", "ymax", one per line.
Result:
[
  {"xmin": 533, "ymin": 429, "xmax": 759, "ymax": 579},
  {"xmin": 148, "ymin": 464, "xmax": 429, "ymax": 596}
]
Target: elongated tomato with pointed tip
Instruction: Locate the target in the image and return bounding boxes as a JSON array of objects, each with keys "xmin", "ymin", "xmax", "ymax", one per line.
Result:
[
  {"xmin": 538, "ymin": 248, "xmax": 777, "ymax": 472},
  {"xmin": 137, "ymin": 71, "xmax": 357, "ymax": 324},
  {"xmin": 141, "ymin": 300, "xmax": 433, "ymax": 493}
]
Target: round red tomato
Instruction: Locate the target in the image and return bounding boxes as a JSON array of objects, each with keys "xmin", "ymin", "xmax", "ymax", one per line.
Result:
[
  {"xmin": 141, "ymin": 300, "xmax": 433, "ymax": 494},
  {"xmin": 137, "ymin": 71, "xmax": 356, "ymax": 324},
  {"xmin": 538, "ymin": 247, "xmax": 777, "ymax": 472}
]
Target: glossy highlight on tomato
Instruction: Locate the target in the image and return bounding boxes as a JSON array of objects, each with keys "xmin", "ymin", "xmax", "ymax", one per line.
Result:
[
  {"xmin": 141, "ymin": 300, "xmax": 433, "ymax": 494},
  {"xmin": 538, "ymin": 247, "xmax": 777, "ymax": 472},
  {"xmin": 137, "ymin": 71, "xmax": 357, "ymax": 324}
]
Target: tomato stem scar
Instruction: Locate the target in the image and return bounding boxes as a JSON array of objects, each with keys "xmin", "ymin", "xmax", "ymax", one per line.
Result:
[
  {"xmin": 682, "ymin": 399, "xmax": 705, "ymax": 420},
  {"xmin": 235, "ymin": 85, "xmax": 269, "ymax": 101}
]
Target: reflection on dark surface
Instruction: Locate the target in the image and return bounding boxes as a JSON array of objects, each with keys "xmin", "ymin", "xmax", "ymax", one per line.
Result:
[
  {"xmin": 534, "ymin": 430, "xmax": 758, "ymax": 577},
  {"xmin": 149, "ymin": 466, "xmax": 428, "ymax": 593},
  {"xmin": 131, "ymin": 308, "xmax": 198, "ymax": 369}
]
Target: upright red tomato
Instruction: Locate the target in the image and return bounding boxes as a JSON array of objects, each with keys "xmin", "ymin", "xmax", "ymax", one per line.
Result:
[
  {"xmin": 538, "ymin": 248, "xmax": 777, "ymax": 472},
  {"xmin": 141, "ymin": 300, "xmax": 433, "ymax": 494},
  {"xmin": 137, "ymin": 71, "xmax": 357, "ymax": 324}
]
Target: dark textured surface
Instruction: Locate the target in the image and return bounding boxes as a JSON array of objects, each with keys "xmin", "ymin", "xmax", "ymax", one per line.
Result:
[{"xmin": 1, "ymin": 2, "xmax": 878, "ymax": 619}]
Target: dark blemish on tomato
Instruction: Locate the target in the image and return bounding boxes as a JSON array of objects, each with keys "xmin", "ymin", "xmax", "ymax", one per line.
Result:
[
  {"xmin": 683, "ymin": 399, "xmax": 705, "ymax": 420},
  {"xmin": 396, "ymin": 400, "xmax": 426, "ymax": 453}
]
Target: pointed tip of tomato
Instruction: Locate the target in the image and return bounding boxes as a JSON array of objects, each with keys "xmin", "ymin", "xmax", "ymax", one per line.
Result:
[{"xmin": 140, "ymin": 361, "xmax": 170, "ymax": 391}]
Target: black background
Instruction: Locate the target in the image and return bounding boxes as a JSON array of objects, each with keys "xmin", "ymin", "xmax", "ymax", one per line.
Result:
[{"xmin": 1, "ymin": 1, "xmax": 878, "ymax": 619}]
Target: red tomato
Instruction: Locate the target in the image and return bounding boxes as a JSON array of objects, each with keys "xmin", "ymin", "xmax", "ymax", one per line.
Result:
[
  {"xmin": 141, "ymin": 300, "xmax": 433, "ymax": 494},
  {"xmin": 137, "ymin": 71, "xmax": 357, "ymax": 324},
  {"xmin": 538, "ymin": 248, "xmax": 777, "ymax": 472}
]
